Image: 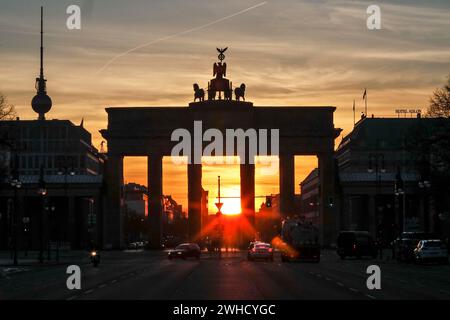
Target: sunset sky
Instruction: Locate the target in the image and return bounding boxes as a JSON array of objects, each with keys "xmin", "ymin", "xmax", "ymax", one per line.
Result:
[{"xmin": 1, "ymin": 0, "xmax": 449, "ymax": 213}]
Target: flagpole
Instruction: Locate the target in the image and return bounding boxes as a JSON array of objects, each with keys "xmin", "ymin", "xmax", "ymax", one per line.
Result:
[
  {"xmin": 353, "ymin": 100, "xmax": 356, "ymax": 127},
  {"xmin": 365, "ymin": 88, "xmax": 368, "ymax": 116}
]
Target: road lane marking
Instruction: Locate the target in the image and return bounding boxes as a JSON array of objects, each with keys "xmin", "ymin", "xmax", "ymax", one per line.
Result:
[
  {"xmin": 349, "ymin": 288, "xmax": 358, "ymax": 293},
  {"xmin": 336, "ymin": 282, "xmax": 344, "ymax": 287},
  {"xmin": 111, "ymin": 279, "xmax": 117, "ymax": 284},
  {"xmin": 83, "ymin": 289, "xmax": 94, "ymax": 295},
  {"xmin": 325, "ymin": 277, "xmax": 331, "ymax": 281},
  {"xmin": 98, "ymin": 284, "xmax": 107, "ymax": 289},
  {"xmin": 66, "ymin": 296, "xmax": 78, "ymax": 301},
  {"xmin": 316, "ymin": 274, "xmax": 322, "ymax": 278},
  {"xmin": 366, "ymin": 294, "xmax": 376, "ymax": 299}
]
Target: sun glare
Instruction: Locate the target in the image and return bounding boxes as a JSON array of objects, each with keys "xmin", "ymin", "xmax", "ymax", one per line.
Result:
[{"xmin": 214, "ymin": 197, "xmax": 241, "ymax": 215}]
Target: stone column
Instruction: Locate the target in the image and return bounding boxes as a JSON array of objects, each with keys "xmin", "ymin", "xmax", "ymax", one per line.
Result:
[
  {"xmin": 240, "ymin": 163, "xmax": 255, "ymax": 241},
  {"xmin": 148, "ymin": 154, "xmax": 163, "ymax": 248},
  {"xmin": 318, "ymin": 152, "xmax": 335, "ymax": 247},
  {"xmin": 104, "ymin": 154, "xmax": 123, "ymax": 249},
  {"xmin": 279, "ymin": 154, "xmax": 295, "ymax": 217},
  {"xmin": 188, "ymin": 163, "xmax": 202, "ymax": 241}
]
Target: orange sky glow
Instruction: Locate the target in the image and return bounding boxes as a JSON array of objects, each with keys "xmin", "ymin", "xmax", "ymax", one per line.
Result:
[{"xmin": 1, "ymin": 1, "xmax": 449, "ymax": 212}]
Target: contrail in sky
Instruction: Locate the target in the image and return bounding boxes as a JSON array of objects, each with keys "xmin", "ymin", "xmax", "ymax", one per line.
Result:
[{"xmin": 96, "ymin": 1, "xmax": 267, "ymax": 74}]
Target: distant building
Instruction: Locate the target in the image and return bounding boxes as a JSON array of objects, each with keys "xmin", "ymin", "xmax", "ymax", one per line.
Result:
[
  {"xmin": 0, "ymin": 119, "xmax": 104, "ymax": 177},
  {"xmin": 299, "ymin": 168, "xmax": 319, "ymax": 225},
  {"xmin": 123, "ymin": 183, "xmax": 148, "ymax": 217},
  {"xmin": 0, "ymin": 119, "xmax": 106, "ymax": 250},
  {"xmin": 336, "ymin": 115, "xmax": 450, "ymax": 242},
  {"xmin": 163, "ymin": 195, "xmax": 184, "ymax": 224}
]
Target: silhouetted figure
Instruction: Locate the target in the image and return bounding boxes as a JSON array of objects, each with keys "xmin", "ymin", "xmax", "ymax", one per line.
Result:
[
  {"xmin": 235, "ymin": 83, "xmax": 246, "ymax": 101},
  {"xmin": 193, "ymin": 83, "xmax": 205, "ymax": 102}
]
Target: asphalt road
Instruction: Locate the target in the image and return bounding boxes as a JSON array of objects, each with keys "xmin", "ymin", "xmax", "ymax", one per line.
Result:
[{"xmin": 1, "ymin": 250, "xmax": 449, "ymax": 300}]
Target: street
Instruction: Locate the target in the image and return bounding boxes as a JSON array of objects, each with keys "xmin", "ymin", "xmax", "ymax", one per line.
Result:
[{"xmin": 1, "ymin": 249, "xmax": 449, "ymax": 300}]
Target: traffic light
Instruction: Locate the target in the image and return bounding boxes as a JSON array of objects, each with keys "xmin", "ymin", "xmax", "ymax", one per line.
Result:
[{"xmin": 266, "ymin": 196, "xmax": 272, "ymax": 208}]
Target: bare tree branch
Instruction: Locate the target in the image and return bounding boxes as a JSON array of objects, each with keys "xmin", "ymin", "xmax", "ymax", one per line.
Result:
[
  {"xmin": 427, "ymin": 75, "xmax": 450, "ymax": 118},
  {"xmin": 0, "ymin": 92, "xmax": 17, "ymax": 121}
]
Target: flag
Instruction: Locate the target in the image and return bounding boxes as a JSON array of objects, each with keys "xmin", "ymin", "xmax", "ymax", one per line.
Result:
[{"xmin": 363, "ymin": 89, "xmax": 367, "ymax": 100}]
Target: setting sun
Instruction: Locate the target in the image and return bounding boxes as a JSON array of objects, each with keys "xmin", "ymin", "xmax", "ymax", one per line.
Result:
[{"xmin": 214, "ymin": 198, "xmax": 241, "ymax": 215}]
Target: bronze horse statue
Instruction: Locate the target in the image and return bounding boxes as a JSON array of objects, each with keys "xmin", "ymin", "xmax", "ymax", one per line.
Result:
[
  {"xmin": 193, "ymin": 83, "xmax": 205, "ymax": 102},
  {"xmin": 234, "ymin": 83, "xmax": 246, "ymax": 101}
]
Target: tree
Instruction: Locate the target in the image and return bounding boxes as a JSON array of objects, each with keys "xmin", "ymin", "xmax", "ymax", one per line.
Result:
[
  {"xmin": 0, "ymin": 92, "xmax": 17, "ymax": 121},
  {"xmin": 427, "ymin": 75, "xmax": 450, "ymax": 118},
  {"xmin": 0, "ymin": 92, "xmax": 18, "ymax": 181}
]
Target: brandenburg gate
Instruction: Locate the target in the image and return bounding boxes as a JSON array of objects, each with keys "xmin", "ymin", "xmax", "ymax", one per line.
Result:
[{"xmin": 100, "ymin": 49, "xmax": 341, "ymax": 249}]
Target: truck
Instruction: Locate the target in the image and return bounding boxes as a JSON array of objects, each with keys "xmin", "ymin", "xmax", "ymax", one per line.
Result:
[{"xmin": 280, "ymin": 219, "xmax": 320, "ymax": 262}]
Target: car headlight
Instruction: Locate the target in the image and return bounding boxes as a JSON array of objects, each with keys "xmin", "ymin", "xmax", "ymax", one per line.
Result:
[{"xmin": 177, "ymin": 252, "xmax": 182, "ymax": 255}]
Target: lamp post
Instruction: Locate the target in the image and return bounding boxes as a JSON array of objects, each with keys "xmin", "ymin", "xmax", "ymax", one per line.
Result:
[
  {"xmin": 418, "ymin": 180, "xmax": 431, "ymax": 232},
  {"xmin": 215, "ymin": 176, "xmax": 224, "ymax": 257},
  {"xmin": 10, "ymin": 154, "xmax": 22, "ymax": 266},
  {"xmin": 368, "ymin": 153, "xmax": 386, "ymax": 237},
  {"xmin": 57, "ymin": 164, "xmax": 75, "ymax": 262},
  {"xmin": 44, "ymin": 203, "xmax": 55, "ymax": 261},
  {"xmin": 368, "ymin": 153, "xmax": 386, "ymax": 195},
  {"xmin": 37, "ymin": 165, "xmax": 47, "ymax": 263},
  {"xmin": 395, "ymin": 168, "xmax": 405, "ymax": 233}
]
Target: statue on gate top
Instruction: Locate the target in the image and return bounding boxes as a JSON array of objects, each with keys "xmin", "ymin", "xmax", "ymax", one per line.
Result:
[
  {"xmin": 191, "ymin": 47, "xmax": 247, "ymax": 103},
  {"xmin": 207, "ymin": 47, "xmax": 232, "ymax": 100},
  {"xmin": 213, "ymin": 47, "xmax": 227, "ymax": 79}
]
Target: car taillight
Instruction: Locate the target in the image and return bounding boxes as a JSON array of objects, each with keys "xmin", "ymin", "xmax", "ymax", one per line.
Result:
[
  {"xmin": 251, "ymin": 248, "xmax": 256, "ymax": 252},
  {"xmin": 269, "ymin": 248, "xmax": 273, "ymax": 252}
]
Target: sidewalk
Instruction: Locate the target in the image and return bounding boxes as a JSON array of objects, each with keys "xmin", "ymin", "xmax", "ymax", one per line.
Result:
[{"xmin": 0, "ymin": 250, "xmax": 88, "ymax": 267}]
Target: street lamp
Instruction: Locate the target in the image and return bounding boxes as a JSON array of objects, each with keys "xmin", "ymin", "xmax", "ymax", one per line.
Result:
[
  {"xmin": 44, "ymin": 203, "xmax": 55, "ymax": 261},
  {"xmin": 418, "ymin": 179, "xmax": 432, "ymax": 232},
  {"xmin": 215, "ymin": 176, "xmax": 224, "ymax": 258},
  {"xmin": 56, "ymin": 164, "xmax": 75, "ymax": 262},
  {"xmin": 37, "ymin": 165, "xmax": 47, "ymax": 263},
  {"xmin": 10, "ymin": 157, "xmax": 22, "ymax": 266},
  {"xmin": 395, "ymin": 169, "xmax": 406, "ymax": 233},
  {"xmin": 368, "ymin": 153, "xmax": 386, "ymax": 237}
]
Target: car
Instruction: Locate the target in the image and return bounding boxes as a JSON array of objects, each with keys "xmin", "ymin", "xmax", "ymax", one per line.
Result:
[
  {"xmin": 247, "ymin": 242, "xmax": 274, "ymax": 261},
  {"xmin": 337, "ymin": 231, "xmax": 377, "ymax": 259},
  {"xmin": 414, "ymin": 240, "xmax": 448, "ymax": 264},
  {"xmin": 127, "ymin": 242, "xmax": 138, "ymax": 250},
  {"xmin": 167, "ymin": 243, "xmax": 201, "ymax": 260},
  {"xmin": 393, "ymin": 232, "xmax": 436, "ymax": 262}
]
